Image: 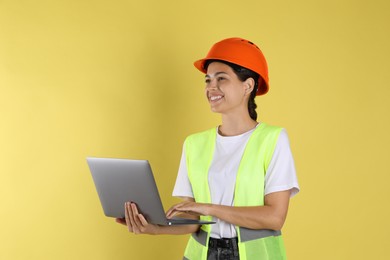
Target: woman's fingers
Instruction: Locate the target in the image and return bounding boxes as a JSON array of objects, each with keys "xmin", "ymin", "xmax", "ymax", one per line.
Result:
[
  {"xmin": 166, "ymin": 201, "xmax": 194, "ymax": 218},
  {"xmin": 166, "ymin": 204, "xmax": 183, "ymax": 218},
  {"xmin": 134, "ymin": 203, "xmax": 149, "ymax": 231},
  {"xmin": 167, "ymin": 201, "xmax": 208, "ymax": 218},
  {"xmin": 127, "ymin": 202, "xmax": 147, "ymax": 234},
  {"xmin": 127, "ymin": 202, "xmax": 141, "ymax": 234},
  {"xmin": 131, "ymin": 203, "xmax": 142, "ymax": 227},
  {"xmin": 166, "ymin": 206, "xmax": 177, "ymax": 219},
  {"xmin": 122, "ymin": 202, "xmax": 159, "ymax": 235},
  {"xmin": 130, "ymin": 202, "xmax": 154, "ymax": 234},
  {"xmin": 124, "ymin": 202, "xmax": 133, "ymax": 232},
  {"xmin": 138, "ymin": 213, "xmax": 149, "ymax": 226}
]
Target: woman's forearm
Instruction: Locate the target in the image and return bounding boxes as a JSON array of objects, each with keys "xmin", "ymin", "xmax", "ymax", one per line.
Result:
[
  {"xmin": 156, "ymin": 224, "xmax": 200, "ymax": 235},
  {"xmin": 167, "ymin": 190, "xmax": 291, "ymax": 231},
  {"xmin": 207, "ymin": 204, "xmax": 284, "ymax": 230},
  {"xmin": 207, "ymin": 190, "xmax": 291, "ymax": 230}
]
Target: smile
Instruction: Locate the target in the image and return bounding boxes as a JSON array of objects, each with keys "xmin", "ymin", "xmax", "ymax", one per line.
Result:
[{"xmin": 209, "ymin": 95, "xmax": 223, "ymax": 101}]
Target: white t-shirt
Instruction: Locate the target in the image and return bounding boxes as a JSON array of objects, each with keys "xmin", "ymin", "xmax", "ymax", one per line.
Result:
[{"xmin": 172, "ymin": 124, "xmax": 300, "ymax": 238}]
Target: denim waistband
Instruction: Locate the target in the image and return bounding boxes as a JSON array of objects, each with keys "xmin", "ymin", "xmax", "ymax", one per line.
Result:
[{"xmin": 208, "ymin": 237, "xmax": 238, "ymax": 249}]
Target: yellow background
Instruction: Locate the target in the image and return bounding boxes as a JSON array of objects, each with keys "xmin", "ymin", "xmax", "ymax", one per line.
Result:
[{"xmin": 1, "ymin": 0, "xmax": 389, "ymax": 259}]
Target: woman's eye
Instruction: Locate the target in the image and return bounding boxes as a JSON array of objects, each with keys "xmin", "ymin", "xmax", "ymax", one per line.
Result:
[
  {"xmin": 217, "ymin": 77, "xmax": 225, "ymax": 81},
  {"xmin": 205, "ymin": 79, "xmax": 211, "ymax": 84}
]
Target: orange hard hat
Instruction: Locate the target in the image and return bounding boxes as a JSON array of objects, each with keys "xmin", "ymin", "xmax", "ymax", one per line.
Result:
[{"xmin": 194, "ymin": 37, "xmax": 269, "ymax": 95}]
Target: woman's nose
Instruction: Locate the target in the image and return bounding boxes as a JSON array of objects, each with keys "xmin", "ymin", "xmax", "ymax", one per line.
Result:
[{"xmin": 206, "ymin": 79, "xmax": 217, "ymax": 90}]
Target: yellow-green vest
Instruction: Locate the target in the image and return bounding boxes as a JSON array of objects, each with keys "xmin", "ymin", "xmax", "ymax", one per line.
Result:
[{"xmin": 183, "ymin": 123, "xmax": 287, "ymax": 260}]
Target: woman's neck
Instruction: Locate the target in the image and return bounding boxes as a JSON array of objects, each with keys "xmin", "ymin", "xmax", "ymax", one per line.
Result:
[{"xmin": 219, "ymin": 114, "xmax": 258, "ymax": 136}]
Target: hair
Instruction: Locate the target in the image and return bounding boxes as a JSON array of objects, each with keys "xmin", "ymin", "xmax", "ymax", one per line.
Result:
[{"xmin": 204, "ymin": 60, "xmax": 262, "ymax": 121}]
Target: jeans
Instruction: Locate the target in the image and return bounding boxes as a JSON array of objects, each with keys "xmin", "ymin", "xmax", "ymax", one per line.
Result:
[{"xmin": 207, "ymin": 237, "xmax": 239, "ymax": 260}]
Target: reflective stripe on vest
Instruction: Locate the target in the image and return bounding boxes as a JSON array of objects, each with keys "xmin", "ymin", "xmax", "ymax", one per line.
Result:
[{"xmin": 183, "ymin": 123, "xmax": 286, "ymax": 260}]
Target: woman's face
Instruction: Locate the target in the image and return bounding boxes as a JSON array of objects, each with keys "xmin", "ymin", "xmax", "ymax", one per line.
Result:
[{"xmin": 205, "ymin": 62, "xmax": 249, "ymax": 115}]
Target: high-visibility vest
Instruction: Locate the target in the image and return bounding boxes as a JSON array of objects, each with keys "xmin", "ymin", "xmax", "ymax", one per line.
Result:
[{"xmin": 183, "ymin": 123, "xmax": 286, "ymax": 260}]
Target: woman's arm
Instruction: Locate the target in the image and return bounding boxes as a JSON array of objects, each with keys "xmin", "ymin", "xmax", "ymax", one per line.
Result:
[
  {"xmin": 116, "ymin": 197, "xmax": 200, "ymax": 235},
  {"xmin": 166, "ymin": 190, "xmax": 291, "ymax": 230}
]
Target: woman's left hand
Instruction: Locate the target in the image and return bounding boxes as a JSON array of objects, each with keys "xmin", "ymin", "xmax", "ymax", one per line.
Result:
[{"xmin": 166, "ymin": 201, "xmax": 211, "ymax": 219}]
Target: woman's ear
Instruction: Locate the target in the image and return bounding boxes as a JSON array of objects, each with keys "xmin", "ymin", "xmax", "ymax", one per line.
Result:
[{"xmin": 244, "ymin": 78, "xmax": 255, "ymax": 95}]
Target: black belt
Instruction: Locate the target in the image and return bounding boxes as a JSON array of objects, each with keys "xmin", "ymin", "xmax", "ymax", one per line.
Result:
[{"xmin": 208, "ymin": 237, "xmax": 238, "ymax": 249}]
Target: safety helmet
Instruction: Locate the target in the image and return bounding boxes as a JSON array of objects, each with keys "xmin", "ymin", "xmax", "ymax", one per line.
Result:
[{"xmin": 194, "ymin": 37, "xmax": 269, "ymax": 95}]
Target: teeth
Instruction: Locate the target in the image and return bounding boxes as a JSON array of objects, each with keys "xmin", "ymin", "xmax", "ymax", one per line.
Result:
[{"xmin": 210, "ymin": 95, "xmax": 223, "ymax": 101}]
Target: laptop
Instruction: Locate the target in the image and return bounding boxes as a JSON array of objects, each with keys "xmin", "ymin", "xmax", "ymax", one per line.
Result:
[{"xmin": 86, "ymin": 157, "xmax": 215, "ymax": 226}]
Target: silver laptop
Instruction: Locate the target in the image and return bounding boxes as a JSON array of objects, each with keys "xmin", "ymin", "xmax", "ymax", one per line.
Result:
[{"xmin": 87, "ymin": 157, "xmax": 215, "ymax": 226}]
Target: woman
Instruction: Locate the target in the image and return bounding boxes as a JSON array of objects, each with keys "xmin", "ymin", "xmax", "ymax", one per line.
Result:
[{"xmin": 117, "ymin": 37, "xmax": 300, "ymax": 260}]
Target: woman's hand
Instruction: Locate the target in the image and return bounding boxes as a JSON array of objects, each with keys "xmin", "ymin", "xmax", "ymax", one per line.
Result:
[
  {"xmin": 166, "ymin": 201, "xmax": 211, "ymax": 219},
  {"xmin": 115, "ymin": 202, "xmax": 160, "ymax": 235},
  {"xmin": 116, "ymin": 198, "xmax": 200, "ymax": 236}
]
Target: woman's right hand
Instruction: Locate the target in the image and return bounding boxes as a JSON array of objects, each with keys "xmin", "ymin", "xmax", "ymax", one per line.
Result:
[{"xmin": 115, "ymin": 202, "xmax": 160, "ymax": 235}]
